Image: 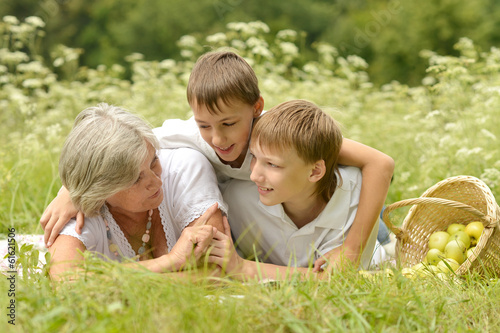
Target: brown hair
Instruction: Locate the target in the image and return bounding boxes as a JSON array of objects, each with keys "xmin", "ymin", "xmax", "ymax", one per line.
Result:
[
  {"xmin": 251, "ymin": 100, "xmax": 343, "ymax": 202},
  {"xmin": 187, "ymin": 51, "xmax": 260, "ymax": 114}
]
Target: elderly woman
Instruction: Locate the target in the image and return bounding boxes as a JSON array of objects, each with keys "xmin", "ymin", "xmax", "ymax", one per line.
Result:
[{"xmin": 49, "ymin": 103, "xmax": 227, "ymax": 279}]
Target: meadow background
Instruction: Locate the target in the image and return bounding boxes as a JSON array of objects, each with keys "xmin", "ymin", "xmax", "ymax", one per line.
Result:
[{"xmin": 1, "ymin": 1, "xmax": 500, "ymax": 331}]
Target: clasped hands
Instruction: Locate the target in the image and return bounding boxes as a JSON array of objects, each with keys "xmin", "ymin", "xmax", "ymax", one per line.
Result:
[{"xmin": 166, "ymin": 203, "xmax": 243, "ymax": 274}]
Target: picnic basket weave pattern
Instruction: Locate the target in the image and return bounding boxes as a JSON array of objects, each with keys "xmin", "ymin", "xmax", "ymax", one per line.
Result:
[{"xmin": 382, "ymin": 175, "xmax": 500, "ymax": 276}]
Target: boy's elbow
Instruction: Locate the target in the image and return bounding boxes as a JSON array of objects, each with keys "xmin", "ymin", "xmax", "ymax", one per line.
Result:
[{"xmin": 379, "ymin": 153, "xmax": 395, "ymax": 180}]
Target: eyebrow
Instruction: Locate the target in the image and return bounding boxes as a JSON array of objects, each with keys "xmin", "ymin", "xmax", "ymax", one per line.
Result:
[{"xmin": 194, "ymin": 116, "xmax": 238, "ymax": 124}]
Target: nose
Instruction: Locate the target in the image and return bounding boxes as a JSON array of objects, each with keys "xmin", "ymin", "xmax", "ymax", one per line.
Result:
[
  {"xmin": 211, "ymin": 128, "xmax": 226, "ymax": 147},
  {"xmin": 146, "ymin": 169, "xmax": 162, "ymax": 190},
  {"xmin": 250, "ymin": 159, "xmax": 263, "ymax": 183}
]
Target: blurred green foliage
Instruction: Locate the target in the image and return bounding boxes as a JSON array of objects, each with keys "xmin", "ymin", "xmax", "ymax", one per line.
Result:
[{"xmin": 1, "ymin": 0, "xmax": 499, "ymax": 85}]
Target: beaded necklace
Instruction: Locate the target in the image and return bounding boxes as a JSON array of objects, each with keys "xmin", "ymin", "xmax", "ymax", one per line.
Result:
[{"xmin": 104, "ymin": 209, "xmax": 153, "ymax": 261}]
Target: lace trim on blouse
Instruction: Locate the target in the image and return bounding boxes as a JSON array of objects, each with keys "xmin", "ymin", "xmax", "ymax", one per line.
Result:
[
  {"xmin": 158, "ymin": 200, "xmax": 175, "ymax": 252},
  {"xmin": 101, "ymin": 205, "xmax": 136, "ymax": 259},
  {"xmin": 176, "ymin": 200, "xmax": 228, "ymax": 230}
]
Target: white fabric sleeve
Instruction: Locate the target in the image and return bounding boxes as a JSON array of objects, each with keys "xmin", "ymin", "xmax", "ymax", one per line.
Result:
[
  {"xmin": 58, "ymin": 217, "xmax": 102, "ymax": 252},
  {"xmin": 163, "ymin": 148, "xmax": 228, "ymax": 229},
  {"xmin": 153, "ymin": 118, "xmax": 203, "ymax": 150}
]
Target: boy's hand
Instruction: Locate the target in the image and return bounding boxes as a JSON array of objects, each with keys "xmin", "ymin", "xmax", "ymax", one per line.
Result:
[
  {"xmin": 40, "ymin": 186, "xmax": 84, "ymax": 247},
  {"xmin": 313, "ymin": 247, "xmax": 358, "ymax": 273},
  {"xmin": 207, "ymin": 216, "xmax": 244, "ymax": 275}
]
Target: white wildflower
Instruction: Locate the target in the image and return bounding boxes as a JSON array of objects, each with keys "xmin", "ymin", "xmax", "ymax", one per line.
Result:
[
  {"xmin": 246, "ymin": 37, "xmax": 267, "ymax": 48},
  {"xmin": 125, "ymin": 53, "xmax": 144, "ymax": 62},
  {"xmin": 248, "ymin": 21, "xmax": 270, "ymax": 34},
  {"xmin": 22, "ymin": 78, "xmax": 43, "ymax": 89},
  {"xmin": 25, "ymin": 16, "xmax": 45, "ymax": 28},
  {"xmin": 230, "ymin": 39, "xmax": 247, "ymax": 50},
  {"xmin": 425, "ymin": 110, "xmax": 441, "ymax": 120},
  {"xmin": 206, "ymin": 32, "xmax": 227, "ymax": 44},
  {"xmin": 3, "ymin": 16, "xmax": 19, "ymax": 25},
  {"xmin": 279, "ymin": 42, "xmax": 298, "ymax": 57},
  {"xmin": 407, "ymin": 185, "xmax": 419, "ymax": 192},
  {"xmin": 0, "ymin": 65, "xmax": 7, "ymax": 74},
  {"xmin": 180, "ymin": 49, "xmax": 193, "ymax": 58},
  {"xmin": 252, "ymin": 45, "xmax": 272, "ymax": 59},
  {"xmin": 455, "ymin": 147, "xmax": 483, "ymax": 157},
  {"xmin": 422, "ymin": 76, "xmax": 436, "ymax": 86},
  {"xmin": 347, "ymin": 55, "xmax": 368, "ymax": 69},
  {"xmin": 444, "ymin": 122, "xmax": 459, "ymax": 131},
  {"xmin": 17, "ymin": 61, "xmax": 46, "ymax": 74},
  {"xmin": 0, "ymin": 49, "xmax": 29, "ymax": 64},
  {"xmin": 111, "ymin": 64, "xmax": 125, "ymax": 74},
  {"xmin": 480, "ymin": 129, "xmax": 497, "ymax": 141},
  {"xmin": 53, "ymin": 57, "xmax": 64, "ymax": 67},
  {"xmin": 46, "ymin": 123, "xmax": 62, "ymax": 142},
  {"xmin": 177, "ymin": 35, "xmax": 197, "ymax": 48},
  {"xmin": 226, "ymin": 22, "xmax": 247, "ymax": 32},
  {"xmin": 480, "ymin": 168, "xmax": 500, "ymax": 189},
  {"xmin": 317, "ymin": 43, "xmax": 338, "ymax": 57},
  {"xmin": 159, "ymin": 59, "xmax": 176, "ymax": 70},
  {"xmin": 276, "ymin": 29, "xmax": 297, "ymax": 41},
  {"xmin": 303, "ymin": 63, "xmax": 320, "ymax": 75}
]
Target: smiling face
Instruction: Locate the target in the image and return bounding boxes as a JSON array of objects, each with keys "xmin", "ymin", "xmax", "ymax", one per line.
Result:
[
  {"xmin": 106, "ymin": 144, "xmax": 163, "ymax": 213},
  {"xmin": 192, "ymin": 97, "xmax": 263, "ymax": 168},
  {"xmin": 249, "ymin": 141, "xmax": 324, "ymax": 213}
]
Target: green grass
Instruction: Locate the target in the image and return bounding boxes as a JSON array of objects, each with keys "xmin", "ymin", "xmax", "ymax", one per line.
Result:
[
  {"xmin": 3, "ymin": 257, "xmax": 500, "ymax": 332},
  {"xmin": 2, "ymin": 18, "xmax": 500, "ymax": 332}
]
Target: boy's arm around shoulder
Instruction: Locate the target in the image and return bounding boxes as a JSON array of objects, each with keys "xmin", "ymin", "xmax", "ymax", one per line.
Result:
[
  {"xmin": 153, "ymin": 117, "xmax": 202, "ymax": 150},
  {"xmin": 316, "ymin": 138, "xmax": 394, "ymax": 270}
]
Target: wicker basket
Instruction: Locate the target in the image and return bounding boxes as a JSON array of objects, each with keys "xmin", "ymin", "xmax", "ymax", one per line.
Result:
[{"xmin": 382, "ymin": 175, "xmax": 500, "ymax": 276}]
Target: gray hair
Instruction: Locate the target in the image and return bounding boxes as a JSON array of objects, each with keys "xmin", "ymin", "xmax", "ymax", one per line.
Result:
[{"xmin": 59, "ymin": 103, "xmax": 159, "ymax": 216}]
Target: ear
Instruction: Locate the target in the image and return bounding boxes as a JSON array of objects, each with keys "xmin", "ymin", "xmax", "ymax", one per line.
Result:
[
  {"xmin": 309, "ymin": 160, "xmax": 326, "ymax": 183},
  {"xmin": 253, "ymin": 96, "xmax": 264, "ymax": 118}
]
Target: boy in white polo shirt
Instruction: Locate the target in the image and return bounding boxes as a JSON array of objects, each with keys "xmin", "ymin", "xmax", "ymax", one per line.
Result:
[{"xmin": 208, "ymin": 100, "xmax": 382, "ymax": 279}]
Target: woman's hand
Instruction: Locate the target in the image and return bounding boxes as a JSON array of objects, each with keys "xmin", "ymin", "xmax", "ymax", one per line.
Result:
[
  {"xmin": 40, "ymin": 186, "xmax": 85, "ymax": 247},
  {"xmin": 168, "ymin": 225, "xmax": 216, "ymax": 270},
  {"xmin": 207, "ymin": 216, "xmax": 245, "ymax": 276}
]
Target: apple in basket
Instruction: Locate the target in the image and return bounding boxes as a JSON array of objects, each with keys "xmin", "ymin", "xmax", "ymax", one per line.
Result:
[
  {"xmin": 466, "ymin": 246, "xmax": 477, "ymax": 258},
  {"xmin": 426, "ymin": 248, "xmax": 445, "ymax": 266},
  {"xmin": 447, "ymin": 223, "xmax": 465, "ymax": 235},
  {"xmin": 444, "ymin": 239, "xmax": 467, "ymax": 264},
  {"xmin": 428, "ymin": 231, "xmax": 450, "ymax": 252},
  {"xmin": 464, "ymin": 221, "xmax": 484, "ymax": 246},
  {"xmin": 437, "ymin": 258, "xmax": 460, "ymax": 273},
  {"xmin": 448, "ymin": 231, "xmax": 471, "ymax": 249}
]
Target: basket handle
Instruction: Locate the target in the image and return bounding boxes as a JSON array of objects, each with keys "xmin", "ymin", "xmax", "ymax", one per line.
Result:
[{"xmin": 382, "ymin": 197, "xmax": 494, "ymax": 238}]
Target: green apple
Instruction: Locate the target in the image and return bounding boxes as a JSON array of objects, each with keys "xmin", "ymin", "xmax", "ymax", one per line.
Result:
[
  {"xmin": 437, "ymin": 258, "xmax": 460, "ymax": 273},
  {"xmin": 411, "ymin": 262, "xmax": 425, "ymax": 272},
  {"xmin": 447, "ymin": 223, "xmax": 465, "ymax": 235},
  {"xmin": 444, "ymin": 239, "xmax": 466, "ymax": 264},
  {"xmin": 464, "ymin": 221, "xmax": 484, "ymax": 246},
  {"xmin": 428, "ymin": 231, "xmax": 450, "ymax": 252},
  {"xmin": 401, "ymin": 267, "xmax": 416, "ymax": 279},
  {"xmin": 448, "ymin": 231, "xmax": 471, "ymax": 249},
  {"xmin": 426, "ymin": 248, "xmax": 445, "ymax": 265},
  {"xmin": 466, "ymin": 246, "xmax": 477, "ymax": 258},
  {"xmin": 411, "ymin": 263, "xmax": 435, "ymax": 278}
]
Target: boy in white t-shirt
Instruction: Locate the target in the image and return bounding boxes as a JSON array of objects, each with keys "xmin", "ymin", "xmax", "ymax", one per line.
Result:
[
  {"xmin": 41, "ymin": 51, "xmax": 394, "ymax": 270},
  {"xmin": 207, "ymin": 100, "xmax": 382, "ymax": 279}
]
